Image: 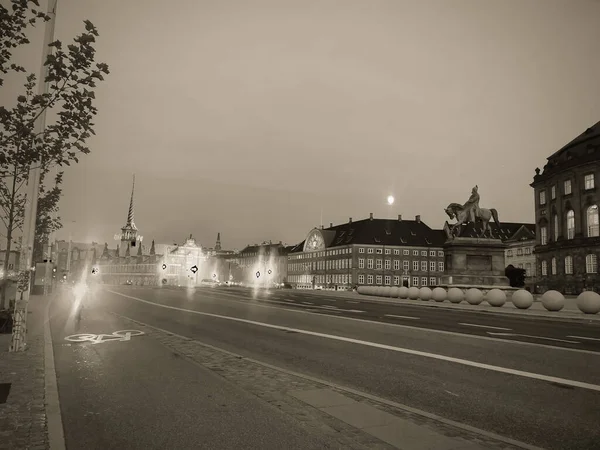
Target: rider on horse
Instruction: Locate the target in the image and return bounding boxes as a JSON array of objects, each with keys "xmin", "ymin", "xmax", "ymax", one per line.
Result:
[{"xmin": 463, "ymin": 185, "xmax": 480, "ymax": 224}]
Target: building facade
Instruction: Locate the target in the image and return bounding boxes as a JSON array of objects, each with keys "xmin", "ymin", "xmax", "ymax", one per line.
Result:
[
  {"xmin": 287, "ymin": 214, "xmax": 447, "ymax": 290},
  {"xmin": 227, "ymin": 242, "xmax": 290, "ymax": 286},
  {"xmin": 530, "ymin": 120, "xmax": 600, "ymax": 294}
]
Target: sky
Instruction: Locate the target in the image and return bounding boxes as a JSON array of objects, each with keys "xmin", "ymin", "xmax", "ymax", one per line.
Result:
[{"xmin": 1, "ymin": 0, "xmax": 599, "ymax": 251}]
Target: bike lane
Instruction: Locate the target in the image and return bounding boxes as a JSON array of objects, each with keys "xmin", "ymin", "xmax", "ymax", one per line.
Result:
[{"xmin": 48, "ymin": 295, "xmax": 356, "ymax": 450}]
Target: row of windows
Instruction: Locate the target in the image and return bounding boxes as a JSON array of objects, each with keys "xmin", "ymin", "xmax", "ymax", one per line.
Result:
[
  {"xmin": 506, "ymin": 247, "xmax": 533, "ymax": 257},
  {"xmin": 539, "ymin": 205, "xmax": 599, "ymax": 244},
  {"xmin": 289, "ymin": 258, "xmax": 352, "ymax": 272},
  {"xmin": 290, "ymin": 248, "xmax": 444, "ymax": 259},
  {"xmin": 358, "ymin": 259, "xmax": 444, "ymax": 272},
  {"xmin": 100, "ymin": 264, "xmax": 156, "ymax": 274},
  {"xmin": 290, "ymin": 248, "xmax": 353, "ymax": 259},
  {"xmin": 357, "ymin": 274, "xmax": 438, "ymax": 287},
  {"xmin": 358, "ymin": 248, "xmax": 443, "ymax": 257},
  {"xmin": 538, "ymin": 174, "xmax": 595, "ymax": 205},
  {"xmin": 540, "ymin": 254, "xmax": 598, "ymax": 275}
]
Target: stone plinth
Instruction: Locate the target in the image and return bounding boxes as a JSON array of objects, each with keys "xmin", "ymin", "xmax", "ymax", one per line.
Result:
[{"xmin": 439, "ymin": 237, "xmax": 510, "ymax": 287}]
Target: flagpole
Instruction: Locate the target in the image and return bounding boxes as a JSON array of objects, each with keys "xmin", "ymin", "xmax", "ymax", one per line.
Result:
[{"xmin": 11, "ymin": 0, "xmax": 59, "ymax": 352}]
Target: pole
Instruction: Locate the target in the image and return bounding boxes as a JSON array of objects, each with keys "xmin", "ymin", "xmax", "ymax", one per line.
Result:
[{"xmin": 10, "ymin": 0, "xmax": 59, "ymax": 352}]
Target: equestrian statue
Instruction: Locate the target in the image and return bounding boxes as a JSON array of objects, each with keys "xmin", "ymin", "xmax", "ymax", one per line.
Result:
[{"xmin": 444, "ymin": 185, "xmax": 501, "ymax": 238}]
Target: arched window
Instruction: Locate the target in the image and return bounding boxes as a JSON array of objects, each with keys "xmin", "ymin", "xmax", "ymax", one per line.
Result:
[
  {"xmin": 553, "ymin": 214, "xmax": 559, "ymax": 241},
  {"xmin": 587, "ymin": 205, "xmax": 599, "ymax": 237},
  {"xmin": 586, "ymin": 254, "xmax": 598, "ymax": 273},
  {"xmin": 541, "ymin": 260, "xmax": 548, "ymax": 276},
  {"xmin": 551, "ymin": 257, "xmax": 557, "ymax": 275},
  {"xmin": 565, "ymin": 256, "xmax": 573, "ymax": 274},
  {"xmin": 566, "ymin": 210, "xmax": 575, "ymax": 239}
]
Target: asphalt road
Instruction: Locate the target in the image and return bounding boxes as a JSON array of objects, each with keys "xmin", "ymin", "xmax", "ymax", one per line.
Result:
[
  {"xmin": 48, "ymin": 291, "xmax": 356, "ymax": 450},
  {"xmin": 89, "ymin": 285, "xmax": 600, "ymax": 450}
]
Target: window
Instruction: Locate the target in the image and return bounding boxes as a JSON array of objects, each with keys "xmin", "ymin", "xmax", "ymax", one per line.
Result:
[
  {"xmin": 403, "ymin": 249, "xmax": 409, "ymax": 256},
  {"xmin": 376, "ymin": 249, "xmax": 383, "ymax": 254},
  {"xmin": 517, "ymin": 248, "xmax": 523, "ymax": 256},
  {"xmin": 438, "ymin": 262, "xmax": 444, "ymax": 272},
  {"xmin": 413, "ymin": 261, "xmax": 419, "ymax": 271},
  {"xmin": 524, "ymin": 247, "xmax": 531, "ymax": 255},
  {"xmin": 385, "ymin": 249, "xmax": 391, "ymax": 255},
  {"xmin": 586, "ymin": 254, "xmax": 598, "ymax": 273},
  {"xmin": 429, "ymin": 277, "xmax": 437, "ymax": 286},
  {"xmin": 540, "ymin": 226, "xmax": 548, "ymax": 245},
  {"xmin": 367, "ymin": 259, "xmax": 374, "ymax": 269},
  {"xmin": 541, "ymin": 260, "xmax": 548, "ymax": 276},
  {"xmin": 413, "ymin": 250, "xmax": 418, "ymax": 256},
  {"xmin": 429, "ymin": 250, "xmax": 436, "ymax": 257},
  {"xmin": 376, "ymin": 275, "xmax": 382, "ymax": 285},
  {"xmin": 412, "ymin": 276, "xmax": 419, "ymax": 286},
  {"xmin": 403, "ymin": 261, "xmax": 409, "ymax": 270},
  {"xmin": 551, "ymin": 185, "xmax": 556, "ymax": 200},
  {"xmin": 368, "ymin": 248, "xmax": 374, "ymax": 254},
  {"xmin": 564, "ymin": 179, "xmax": 572, "ymax": 195},
  {"xmin": 438, "ymin": 250, "xmax": 444, "ymax": 257},
  {"xmin": 376, "ymin": 259, "xmax": 382, "ymax": 269},
  {"xmin": 421, "ymin": 277, "xmax": 428, "ymax": 286},
  {"xmin": 525, "ymin": 263, "xmax": 531, "ymax": 276},
  {"xmin": 567, "ymin": 210, "xmax": 575, "ymax": 239},
  {"xmin": 539, "ymin": 190, "xmax": 546, "ymax": 205},
  {"xmin": 385, "ymin": 275, "xmax": 391, "ymax": 285},
  {"xmin": 394, "ymin": 260, "xmax": 400, "ymax": 270},
  {"xmin": 421, "ymin": 250, "xmax": 427, "ymax": 257},
  {"xmin": 553, "ymin": 214, "xmax": 559, "ymax": 241},
  {"xmin": 565, "ymin": 256, "xmax": 573, "ymax": 275},
  {"xmin": 358, "ymin": 258, "xmax": 365, "ymax": 269},
  {"xmin": 430, "ymin": 261, "xmax": 436, "ymax": 271},
  {"xmin": 359, "ymin": 248, "xmax": 365, "ymax": 253},
  {"xmin": 585, "ymin": 173, "xmax": 595, "ymax": 190},
  {"xmin": 507, "ymin": 250, "xmax": 513, "ymax": 257},
  {"xmin": 394, "ymin": 276, "xmax": 400, "ymax": 285},
  {"xmin": 421, "ymin": 261, "xmax": 427, "ymax": 271},
  {"xmin": 518, "ymin": 263, "xmax": 523, "ymax": 269},
  {"xmin": 367, "ymin": 275, "xmax": 373, "ymax": 284},
  {"xmin": 394, "ymin": 249, "xmax": 400, "ymax": 255},
  {"xmin": 551, "ymin": 257, "xmax": 557, "ymax": 275},
  {"xmin": 587, "ymin": 205, "xmax": 599, "ymax": 237},
  {"xmin": 385, "ymin": 260, "xmax": 391, "ymax": 270}
]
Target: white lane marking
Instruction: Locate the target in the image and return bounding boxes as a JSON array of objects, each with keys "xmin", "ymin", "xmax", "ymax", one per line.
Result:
[
  {"xmin": 107, "ymin": 288, "xmax": 600, "ymax": 356},
  {"xmin": 347, "ymin": 301, "xmax": 360, "ymax": 304},
  {"xmin": 487, "ymin": 332, "xmax": 580, "ymax": 344},
  {"xmin": 108, "ymin": 290, "xmax": 600, "ymax": 392},
  {"xmin": 321, "ymin": 305, "xmax": 339, "ymax": 309},
  {"xmin": 346, "ymin": 309, "xmax": 365, "ymax": 313},
  {"xmin": 386, "ymin": 314, "xmax": 420, "ymax": 320},
  {"xmin": 309, "ymin": 309, "xmax": 342, "ymax": 314},
  {"xmin": 444, "ymin": 390, "xmax": 459, "ymax": 397},
  {"xmin": 302, "ymin": 302, "xmax": 314, "ymax": 305},
  {"xmin": 567, "ymin": 336, "xmax": 600, "ymax": 342},
  {"xmin": 64, "ymin": 330, "xmax": 145, "ymax": 345},
  {"xmin": 283, "ymin": 299, "xmax": 294, "ymax": 302},
  {"xmin": 459, "ymin": 323, "xmax": 512, "ymax": 331}
]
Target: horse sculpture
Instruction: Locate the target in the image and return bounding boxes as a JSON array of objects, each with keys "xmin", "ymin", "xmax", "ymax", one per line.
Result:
[{"xmin": 445, "ymin": 202, "xmax": 501, "ymax": 238}]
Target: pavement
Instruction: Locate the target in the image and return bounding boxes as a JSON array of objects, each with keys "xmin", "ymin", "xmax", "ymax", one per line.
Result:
[{"xmin": 3, "ymin": 284, "xmax": 600, "ymax": 449}]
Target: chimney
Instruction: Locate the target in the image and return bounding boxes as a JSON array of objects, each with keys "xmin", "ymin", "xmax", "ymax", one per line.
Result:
[
  {"xmin": 330, "ymin": 222, "xmax": 333, "ymax": 228},
  {"xmin": 415, "ymin": 215, "xmax": 421, "ymax": 223},
  {"xmin": 349, "ymin": 217, "xmax": 352, "ymax": 223},
  {"xmin": 398, "ymin": 214, "xmax": 402, "ymax": 221},
  {"xmin": 369, "ymin": 213, "xmax": 373, "ymax": 220},
  {"xmin": 320, "ymin": 225, "xmax": 324, "ymax": 229}
]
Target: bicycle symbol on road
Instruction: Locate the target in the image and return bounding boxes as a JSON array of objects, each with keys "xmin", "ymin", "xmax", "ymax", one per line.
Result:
[{"xmin": 64, "ymin": 330, "xmax": 145, "ymax": 345}]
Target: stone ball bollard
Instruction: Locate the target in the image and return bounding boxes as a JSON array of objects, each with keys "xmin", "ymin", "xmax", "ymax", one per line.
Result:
[
  {"xmin": 432, "ymin": 287, "xmax": 447, "ymax": 302},
  {"xmin": 389, "ymin": 287, "xmax": 400, "ymax": 298},
  {"xmin": 374, "ymin": 286, "xmax": 385, "ymax": 296},
  {"xmin": 541, "ymin": 290, "xmax": 565, "ymax": 312},
  {"xmin": 512, "ymin": 289, "xmax": 534, "ymax": 309},
  {"xmin": 486, "ymin": 289, "xmax": 506, "ymax": 307},
  {"xmin": 357, "ymin": 286, "xmax": 367, "ymax": 295},
  {"xmin": 447, "ymin": 287, "xmax": 464, "ymax": 303},
  {"xmin": 576, "ymin": 291, "xmax": 600, "ymax": 314},
  {"xmin": 465, "ymin": 288, "xmax": 484, "ymax": 305},
  {"xmin": 398, "ymin": 286, "xmax": 409, "ymax": 299},
  {"xmin": 407, "ymin": 286, "xmax": 420, "ymax": 300},
  {"xmin": 383, "ymin": 286, "xmax": 393, "ymax": 297},
  {"xmin": 419, "ymin": 287, "xmax": 432, "ymax": 301}
]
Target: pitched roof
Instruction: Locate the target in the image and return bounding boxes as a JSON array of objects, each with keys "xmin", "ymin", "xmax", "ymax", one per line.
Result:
[
  {"xmin": 239, "ymin": 242, "xmax": 288, "ymax": 255},
  {"xmin": 289, "ymin": 217, "xmax": 446, "ymax": 253},
  {"xmin": 548, "ymin": 120, "xmax": 600, "ymax": 160}
]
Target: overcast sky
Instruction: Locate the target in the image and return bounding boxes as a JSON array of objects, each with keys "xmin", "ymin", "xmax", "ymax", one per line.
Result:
[{"xmin": 2, "ymin": 0, "xmax": 599, "ymax": 251}]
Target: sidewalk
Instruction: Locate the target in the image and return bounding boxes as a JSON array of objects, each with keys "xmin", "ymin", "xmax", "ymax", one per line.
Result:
[{"xmin": 0, "ymin": 294, "xmax": 51, "ymax": 450}]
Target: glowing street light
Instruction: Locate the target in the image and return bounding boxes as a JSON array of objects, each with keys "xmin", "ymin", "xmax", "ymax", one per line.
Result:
[{"xmin": 387, "ymin": 195, "xmax": 395, "ymax": 205}]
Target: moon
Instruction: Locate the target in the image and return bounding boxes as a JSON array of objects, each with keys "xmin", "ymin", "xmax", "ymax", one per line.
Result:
[{"xmin": 387, "ymin": 195, "xmax": 395, "ymax": 205}]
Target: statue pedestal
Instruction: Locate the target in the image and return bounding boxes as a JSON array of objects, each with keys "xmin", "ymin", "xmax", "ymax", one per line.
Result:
[{"xmin": 439, "ymin": 237, "xmax": 510, "ymax": 288}]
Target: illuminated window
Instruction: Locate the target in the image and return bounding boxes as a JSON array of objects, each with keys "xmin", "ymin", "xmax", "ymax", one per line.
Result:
[
  {"xmin": 438, "ymin": 262, "xmax": 444, "ymax": 272},
  {"xmin": 394, "ymin": 249, "xmax": 400, "ymax": 255},
  {"xmin": 540, "ymin": 226, "xmax": 548, "ymax": 245},
  {"xmin": 541, "ymin": 260, "xmax": 548, "ymax": 276},
  {"xmin": 564, "ymin": 179, "xmax": 572, "ymax": 195},
  {"xmin": 403, "ymin": 260, "xmax": 409, "ymax": 270},
  {"xmin": 394, "ymin": 260, "xmax": 400, "ymax": 270},
  {"xmin": 403, "ymin": 249, "xmax": 409, "ymax": 256},
  {"xmin": 376, "ymin": 259, "xmax": 382, "ymax": 269},
  {"xmin": 413, "ymin": 261, "xmax": 419, "ymax": 271},
  {"xmin": 421, "ymin": 250, "xmax": 427, "ymax": 257},
  {"xmin": 412, "ymin": 276, "xmax": 419, "ymax": 286},
  {"xmin": 585, "ymin": 174, "xmax": 595, "ymax": 190},
  {"xmin": 586, "ymin": 254, "xmax": 597, "ymax": 274},
  {"xmin": 358, "ymin": 258, "xmax": 365, "ymax": 269},
  {"xmin": 567, "ymin": 210, "xmax": 575, "ymax": 239},
  {"xmin": 539, "ymin": 190, "xmax": 546, "ymax": 205},
  {"xmin": 553, "ymin": 214, "xmax": 559, "ymax": 241},
  {"xmin": 385, "ymin": 260, "xmax": 391, "ymax": 270},
  {"xmin": 587, "ymin": 205, "xmax": 599, "ymax": 237},
  {"xmin": 421, "ymin": 277, "xmax": 428, "ymax": 286},
  {"xmin": 429, "ymin": 277, "xmax": 436, "ymax": 286},
  {"xmin": 413, "ymin": 250, "xmax": 418, "ymax": 256},
  {"xmin": 359, "ymin": 248, "xmax": 365, "ymax": 253},
  {"xmin": 421, "ymin": 261, "xmax": 427, "ymax": 271},
  {"xmin": 376, "ymin": 275, "xmax": 382, "ymax": 285},
  {"xmin": 551, "ymin": 185, "xmax": 556, "ymax": 199},
  {"xmin": 430, "ymin": 250, "xmax": 436, "ymax": 257},
  {"xmin": 385, "ymin": 249, "xmax": 391, "ymax": 255},
  {"xmin": 565, "ymin": 256, "xmax": 573, "ymax": 275},
  {"xmin": 430, "ymin": 261, "xmax": 436, "ymax": 271},
  {"xmin": 367, "ymin": 259, "xmax": 374, "ymax": 269},
  {"xmin": 384, "ymin": 275, "xmax": 391, "ymax": 285},
  {"xmin": 394, "ymin": 276, "xmax": 400, "ymax": 285},
  {"xmin": 551, "ymin": 257, "xmax": 557, "ymax": 275}
]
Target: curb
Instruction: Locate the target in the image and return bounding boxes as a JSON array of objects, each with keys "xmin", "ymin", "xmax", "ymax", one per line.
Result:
[{"xmin": 44, "ymin": 295, "xmax": 65, "ymax": 450}]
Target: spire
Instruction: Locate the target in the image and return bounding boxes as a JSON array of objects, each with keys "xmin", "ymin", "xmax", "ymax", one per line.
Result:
[
  {"xmin": 150, "ymin": 240, "xmax": 155, "ymax": 255},
  {"xmin": 215, "ymin": 232, "xmax": 221, "ymax": 251},
  {"xmin": 126, "ymin": 174, "xmax": 137, "ymax": 230}
]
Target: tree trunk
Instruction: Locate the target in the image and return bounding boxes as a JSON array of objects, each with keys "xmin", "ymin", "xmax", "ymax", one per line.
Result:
[{"xmin": 1, "ymin": 167, "xmax": 19, "ymax": 309}]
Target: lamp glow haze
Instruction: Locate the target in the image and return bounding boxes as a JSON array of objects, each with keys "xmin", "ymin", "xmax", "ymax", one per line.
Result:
[{"xmin": 387, "ymin": 195, "xmax": 395, "ymax": 205}]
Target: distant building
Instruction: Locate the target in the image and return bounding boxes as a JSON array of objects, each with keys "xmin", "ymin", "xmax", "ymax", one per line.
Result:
[
  {"xmin": 0, "ymin": 249, "xmax": 20, "ymax": 309},
  {"xmin": 228, "ymin": 241, "xmax": 290, "ymax": 285},
  {"xmin": 287, "ymin": 214, "xmax": 446, "ymax": 290},
  {"xmin": 160, "ymin": 234, "xmax": 206, "ymax": 286},
  {"xmin": 530, "ymin": 120, "xmax": 600, "ymax": 294}
]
